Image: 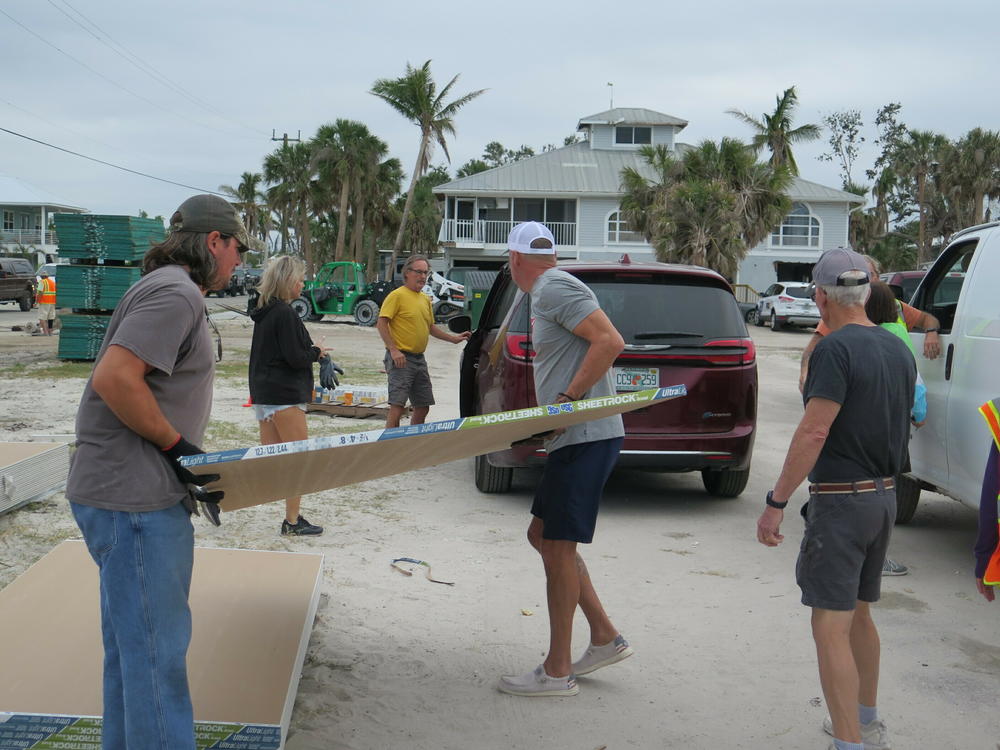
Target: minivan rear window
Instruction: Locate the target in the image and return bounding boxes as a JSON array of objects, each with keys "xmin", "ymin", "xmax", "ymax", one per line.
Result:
[{"xmin": 507, "ymin": 271, "xmax": 746, "ymax": 343}]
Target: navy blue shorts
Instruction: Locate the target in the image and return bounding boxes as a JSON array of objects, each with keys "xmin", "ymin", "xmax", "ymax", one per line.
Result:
[{"xmin": 531, "ymin": 436, "xmax": 623, "ymax": 543}]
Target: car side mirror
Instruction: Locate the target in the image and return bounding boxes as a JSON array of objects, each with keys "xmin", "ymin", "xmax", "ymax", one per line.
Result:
[
  {"xmin": 888, "ymin": 284, "xmax": 905, "ymax": 300},
  {"xmin": 448, "ymin": 315, "xmax": 472, "ymax": 334}
]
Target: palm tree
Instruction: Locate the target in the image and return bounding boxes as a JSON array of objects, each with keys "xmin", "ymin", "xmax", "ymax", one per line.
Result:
[
  {"xmin": 219, "ymin": 171, "xmax": 265, "ymax": 248},
  {"xmin": 954, "ymin": 128, "xmax": 1000, "ymax": 225},
  {"xmin": 370, "ymin": 60, "xmax": 485, "ymax": 279},
  {"xmin": 727, "ymin": 86, "xmax": 821, "ymax": 176},
  {"xmin": 620, "ymin": 139, "xmax": 790, "ymax": 278},
  {"xmin": 263, "ymin": 141, "xmax": 316, "ymax": 275},
  {"xmin": 895, "ymin": 129, "xmax": 948, "ymax": 264}
]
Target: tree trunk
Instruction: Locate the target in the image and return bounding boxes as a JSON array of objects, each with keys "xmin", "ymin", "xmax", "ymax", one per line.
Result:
[
  {"xmin": 335, "ymin": 176, "xmax": 350, "ymax": 262},
  {"xmin": 917, "ymin": 172, "xmax": 928, "ymax": 265},
  {"xmin": 974, "ymin": 189, "xmax": 985, "ymax": 225},
  {"xmin": 301, "ymin": 208, "xmax": 314, "ymax": 279},
  {"xmin": 352, "ymin": 197, "xmax": 367, "ymax": 263},
  {"xmin": 387, "ymin": 132, "xmax": 429, "ymax": 281}
]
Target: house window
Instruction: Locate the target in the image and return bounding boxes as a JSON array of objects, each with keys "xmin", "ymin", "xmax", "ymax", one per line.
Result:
[
  {"xmin": 614, "ymin": 126, "xmax": 652, "ymax": 145},
  {"xmin": 607, "ymin": 211, "xmax": 644, "ymax": 244},
  {"xmin": 770, "ymin": 202, "xmax": 820, "ymax": 247},
  {"xmin": 2, "ymin": 211, "xmax": 12, "ymax": 231}
]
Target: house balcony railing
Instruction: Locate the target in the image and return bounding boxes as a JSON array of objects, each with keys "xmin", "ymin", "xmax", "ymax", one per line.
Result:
[
  {"xmin": 439, "ymin": 220, "xmax": 576, "ymax": 247},
  {"xmin": 0, "ymin": 230, "xmax": 57, "ymax": 246}
]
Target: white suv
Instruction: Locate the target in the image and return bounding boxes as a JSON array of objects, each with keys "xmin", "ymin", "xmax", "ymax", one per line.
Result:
[
  {"xmin": 751, "ymin": 281, "xmax": 820, "ymax": 331},
  {"xmin": 900, "ymin": 221, "xmax": 1000, "ymax": 522}
]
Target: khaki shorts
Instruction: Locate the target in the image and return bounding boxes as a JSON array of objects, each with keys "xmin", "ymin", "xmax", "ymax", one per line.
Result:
[{"xmin": 38, "ymin": 303, "xmax": 56, "ymax": 321}]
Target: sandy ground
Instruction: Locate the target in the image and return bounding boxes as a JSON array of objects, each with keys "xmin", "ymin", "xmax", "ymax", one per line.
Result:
[{"xmin": 0, "ymin": 299, "xmax": 997, "ymax": 750}]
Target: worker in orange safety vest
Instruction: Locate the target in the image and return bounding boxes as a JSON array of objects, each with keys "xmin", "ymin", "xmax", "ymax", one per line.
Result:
[
  {"xmin": 975, "ymin": 398, "xmax": 1000, "ymax": 601},
  {"xmin": 36, "ymin": 270, "xmax": 57, "ymax": 336}
]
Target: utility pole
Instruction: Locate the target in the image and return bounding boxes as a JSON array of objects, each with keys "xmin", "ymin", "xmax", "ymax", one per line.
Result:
[
  {"xmin": 271, "ymin": 129, "xmax": 302, "ymax": 147},
  {"xmin": 607, "ymin": 82, "xmax": 614, "ymax": 109}
]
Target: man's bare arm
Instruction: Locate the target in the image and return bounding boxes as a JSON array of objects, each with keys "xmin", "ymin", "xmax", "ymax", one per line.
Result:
[
  {"xmin": 91, "ymin": 344, "xmax": 179, "ymax": 449},
  {"xmin": 798, "ymin": 332, "xmax": 822, "ymax": 393},
  {"xmin": 561, "ymin": 309, "xmax": 625, "ymax": 400}
]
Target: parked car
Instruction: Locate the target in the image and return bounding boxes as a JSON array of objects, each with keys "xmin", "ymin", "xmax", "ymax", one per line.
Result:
[
  {"xmin": 899, "ymin": 221, "xmax": 999, "ymax": 523},
  {"xmin": 244, "ymin": 268, "xmax": 263, "ymax": 289},
  {"xmin": 880, "ymin": 269, "xmax": 965, "ymax": 304},
  {"xmin": 750, "ymin": 281, "xmax": 820, "ymax": 330},
  {"xmin": 455, "ymin": 258, "xmax": 757, "ymax": 497},
  {"xmin": 212, "ymin": 268, "xmax": 248, "ymax": 297},
  {"xmin": 0, "ymin": 257, "xmax": 38, "ymax": 311}
]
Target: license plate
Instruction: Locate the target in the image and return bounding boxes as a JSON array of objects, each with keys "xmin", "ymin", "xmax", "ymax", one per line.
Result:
[{"xmin": 614, "ymin": 367, "xmax": 659, "ymax": 391}]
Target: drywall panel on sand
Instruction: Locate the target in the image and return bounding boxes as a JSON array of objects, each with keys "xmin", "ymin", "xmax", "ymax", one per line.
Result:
[
  {"xmin": 183, "ymin": 386, "xmax": 686, "ymax": 512},
  {"xmin": 0, "ymin": 442, "xmax": 70, "ymax": 515},
  {"xmin": 0, "ymin": 540, "xmax": 323, "ymax": 749}
]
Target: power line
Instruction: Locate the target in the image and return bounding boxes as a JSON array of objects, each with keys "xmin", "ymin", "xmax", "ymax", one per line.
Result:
[
  {"xmin": 0, "ymin": 7, "xmax": 251, "ymax": 139},
  {"xmin": 1, "ymin": 97, "xmax": 120, "ymax": 154},
  {"xmin": 45, "ymin": 0, "xmax": 267, "ymax": 138},
  {"xmin": 0, "ymin": 125, "xmax": 224, "ymax": 196}
]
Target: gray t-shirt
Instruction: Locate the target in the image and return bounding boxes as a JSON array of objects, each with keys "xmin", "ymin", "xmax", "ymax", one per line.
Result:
[
  {"xmin": 804, "ymin": 323, "xmax": 915, "ymax": 482},
  {"xmin": 67, "ymin": 265, "xmax": 215, "ymax": 511},
  {"xmin": 530, "ymin": 268, "xmax": 624, "ymax": 452}
]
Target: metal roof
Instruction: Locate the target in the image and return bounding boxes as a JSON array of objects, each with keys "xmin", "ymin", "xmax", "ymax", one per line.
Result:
[
  {"xmin": 577, "ymin": 108, "xmax": 688, "ymax": 129},
  {"xmin": 0, "ymin": 174, "xmax": 87, "ymax": 211},
  {"xmin": 435, "ymin": 142, "xmax": 865, "ymax": 206}
]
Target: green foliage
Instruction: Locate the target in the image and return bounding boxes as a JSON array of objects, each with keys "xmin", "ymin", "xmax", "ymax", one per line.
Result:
[
  {"xmin": 0, "ymin": 360, "xmax": 94, "ymax": 379},
  {"xmin": 727, "ymin": 86, "xmax": 821, "ymax": 176},
  {"xmin": 621, "ymin": 139, "xmax": 791, "ymax": 278},
  {"xmin": 819, "ymin": 110, "xmax": 865, "ymax": 188},
  {"xmin": 456, "ymin": 159, "xmax": 489, "ymax": 177}
]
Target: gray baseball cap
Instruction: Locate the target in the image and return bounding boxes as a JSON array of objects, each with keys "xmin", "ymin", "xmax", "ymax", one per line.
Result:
[
  {"xmin": 812, "ymin": 247, "xmax": 870, "ymax": 286},
  {"xmin": 170, "ymin": 194, "xmax": 264, "ymax": 253}
]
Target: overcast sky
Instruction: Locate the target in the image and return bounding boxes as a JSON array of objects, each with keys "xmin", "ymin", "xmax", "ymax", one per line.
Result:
[{"xmin": 2, "ymin": 0, "xmax": 997, "ymax": 218}]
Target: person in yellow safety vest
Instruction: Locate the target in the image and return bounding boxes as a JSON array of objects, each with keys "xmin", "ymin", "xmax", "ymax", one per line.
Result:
[
  {"xmin": 35, "ymin": 270, "xmax": 57, "ymax": 336},
  {"xmin": 975, "ymin": 398, "xmax": 1000, "ymax": 601}
]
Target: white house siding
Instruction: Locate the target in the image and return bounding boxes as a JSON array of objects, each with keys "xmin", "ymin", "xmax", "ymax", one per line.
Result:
[
  {"xmin": 578, "ymin": 198, "xmax": 623, "ymax": 247},
  {"xmin": 588, "ymin": 124, "xmax": 677, "ymax": 151},
  {"xmin": 737, "ymin": 202, "xmax": 856, "ymax": 291}
]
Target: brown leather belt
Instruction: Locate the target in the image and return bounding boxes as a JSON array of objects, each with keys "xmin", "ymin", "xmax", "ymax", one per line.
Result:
[{"xmin": 809, "ymin": 478, "xmax": 894, "ymax": 495}]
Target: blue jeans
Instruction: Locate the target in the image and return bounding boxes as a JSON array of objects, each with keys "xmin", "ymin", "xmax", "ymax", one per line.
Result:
[{"xmin": 71, "ymin": 501, "xmax": 195, "ymax": 750}]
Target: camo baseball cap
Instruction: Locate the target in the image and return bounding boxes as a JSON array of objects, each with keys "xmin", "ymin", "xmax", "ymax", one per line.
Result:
[{"xmin": 170, "ymin": 194, "xmax": 264, "ymax": 253}]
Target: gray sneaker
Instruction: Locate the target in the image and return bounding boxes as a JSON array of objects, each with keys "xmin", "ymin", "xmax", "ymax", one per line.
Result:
[
  {"xmin": 497, "ymin": 665, "xmax": 578, "ymax": 697},
  {"xmin": 882, "ymin": 558, "xmax": 908, "ymax": 576},
  {"xmin": 572, "ymin": 634, "xmax": 634, "ymax": 676},
  {"xmin": 823, "ymin": 716, "xmax": 891, "ymax": 749}
]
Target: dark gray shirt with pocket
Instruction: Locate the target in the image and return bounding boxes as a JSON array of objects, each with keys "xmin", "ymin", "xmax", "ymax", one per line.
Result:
[
  {"xmin": 67, "ymin": 265, "xmax": 214, "ymax": 512},
  {"xmin": 804, "ymin": 323, "xmax": 915, "ymax": 483}
]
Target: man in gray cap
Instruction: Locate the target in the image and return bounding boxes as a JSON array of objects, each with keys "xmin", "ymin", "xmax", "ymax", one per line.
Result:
[
  {"xmin": 66, "ymin": 194, "xmax": 256, "ymax": 749},
  {"xmin": 756, "ymin": 247, "xmax": 915, "ymax": 750},
  {"xmin": 497, "ymin": 222, "xmax": 633, "ymax": 698}
]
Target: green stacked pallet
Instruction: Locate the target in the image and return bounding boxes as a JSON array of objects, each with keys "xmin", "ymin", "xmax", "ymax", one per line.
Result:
[
  {"xmin": 53, "ymin": 214, "xmax": 164, "ymax": 261},
  {"xmin": 57, "ymin": 265, "xmax": 143, "ymax": 310},
  {"xmin": 57, "ymin": 314, "xmax": 112, "ymax": 360}
]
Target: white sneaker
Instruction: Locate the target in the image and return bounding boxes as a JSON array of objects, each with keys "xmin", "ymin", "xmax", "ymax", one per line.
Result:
[
  {"xmin": 822, "ymin": 716, "xmax": 891, "ymax": 749},
  {"xmin": 497, "ymin": 665, "xmax": 578, "ymax": 697},
  {"xmin": 572, "ymin": 634, "xmax": 634, "ymax": 676}
]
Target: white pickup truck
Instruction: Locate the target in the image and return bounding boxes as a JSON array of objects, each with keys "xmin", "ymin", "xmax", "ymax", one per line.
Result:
[{"xmin": 899, "ymin": 221, "xmax": 1000, "ymax": 522}]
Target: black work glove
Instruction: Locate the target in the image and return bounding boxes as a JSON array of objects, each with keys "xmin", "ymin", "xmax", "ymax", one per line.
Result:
[
  {"xmin": 319, "ymin": 354, "xmax": 345, "ymax": 389},
  {"xmin": 162, "ymin": 436, "xmax": 224, "ymax": 526}
]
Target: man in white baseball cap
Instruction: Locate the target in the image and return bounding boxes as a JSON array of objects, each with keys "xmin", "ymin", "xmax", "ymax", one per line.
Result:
[{"xmin": 498, "ymin": 222, "xmax": 634, "ymax": 697}]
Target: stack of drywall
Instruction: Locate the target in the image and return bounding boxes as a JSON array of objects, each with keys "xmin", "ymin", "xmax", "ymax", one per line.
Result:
[
  {"xmin": 0, "ymin": 442, "xmax": 70, "ymax": 515},
  {"xmin": 52, "ymin": 214, "xmax": 164, "ymax": 361}
]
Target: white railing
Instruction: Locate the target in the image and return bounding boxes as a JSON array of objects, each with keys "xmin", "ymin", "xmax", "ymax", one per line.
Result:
[
  {"xmin": 439, "ymin": 220, "xmax": 576, "ymax": 246},
  {"xmin": 0, "ymin": 230, "xmax": 57, "ymax": 246}
]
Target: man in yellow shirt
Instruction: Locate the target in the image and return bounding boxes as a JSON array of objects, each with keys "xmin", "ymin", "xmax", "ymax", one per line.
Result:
[{"xmin": 376, "ymin": 254, "xmax": 469, "ymax": 428}]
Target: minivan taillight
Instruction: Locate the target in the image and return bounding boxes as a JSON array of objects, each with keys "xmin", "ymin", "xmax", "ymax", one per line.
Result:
[
  {"xmin": 505, "ymin": 333, "xmax": 535, "ymax": 361},
  {"xmin": 703, "ymin": 338, "xmax": 755, "ymax": 365}
]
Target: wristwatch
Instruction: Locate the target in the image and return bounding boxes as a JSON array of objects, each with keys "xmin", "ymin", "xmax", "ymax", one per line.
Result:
[
  {"xmin": 765, "ymin": 490, "xmax": 788, "ymax": 509},
  {"xmin": 925, "ymin": 327, "xmax": 940, "ymax": 334}
]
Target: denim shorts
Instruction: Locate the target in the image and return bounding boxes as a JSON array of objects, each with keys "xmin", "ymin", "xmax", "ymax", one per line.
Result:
[
  {"xmin": 796, "ymin": 488, "xmax": 896, "ymax": 610},
  {"xmin": 253, "ymin": 403, "xmax": 307, "ymax": 422},
  {"xmin": 531, "ymin": 436, "xmax": 623, "ymax": 544},
  {"xmin": 385, "ymin": 351, "xmax": 434, "ymax": 407}
]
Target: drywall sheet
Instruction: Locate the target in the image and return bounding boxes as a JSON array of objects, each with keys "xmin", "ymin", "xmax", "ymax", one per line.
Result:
[
  {"xmin": 0, "ymin": 540, "xmax": 323, "ymax": 749},
  {"xmin": 0, "ymin": 442, "xmax": 70, "ymax": 515},
  {"xmin": 184, "ymin": 385, "xmax": 687, "ymax": 512}
]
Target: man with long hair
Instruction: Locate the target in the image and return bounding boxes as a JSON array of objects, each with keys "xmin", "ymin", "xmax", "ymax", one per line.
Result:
[{"xmin": 66, "ymin": 194, "xmax": 256, "ymax": 749}]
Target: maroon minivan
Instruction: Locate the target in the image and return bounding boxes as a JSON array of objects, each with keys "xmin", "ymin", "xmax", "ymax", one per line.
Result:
[{"xmin": 456, "ymin": 257, "xmax": 757, "ymax": 496}]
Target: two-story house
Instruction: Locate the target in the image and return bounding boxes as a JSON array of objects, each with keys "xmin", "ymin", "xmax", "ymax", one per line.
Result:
[
  {"xmin": 0, "ymin": 174, "xmax": 87, "ymax": 263},
  {"xmin": 433, "ymin": 108, "xmax": 863, "ymax": 292}
]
